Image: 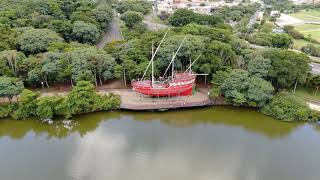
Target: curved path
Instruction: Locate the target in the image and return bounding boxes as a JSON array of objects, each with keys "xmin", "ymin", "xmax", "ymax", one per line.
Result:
[{"xmin": 96, "ymin": 18, "xmax": 123, "ymax": 49}]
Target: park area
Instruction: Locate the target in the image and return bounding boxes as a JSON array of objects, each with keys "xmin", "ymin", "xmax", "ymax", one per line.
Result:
[{"xmin": 288, "ymin": 9, "xmax": 320, "ymax": 45}]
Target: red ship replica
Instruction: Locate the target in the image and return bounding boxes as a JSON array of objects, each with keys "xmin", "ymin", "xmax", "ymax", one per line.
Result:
[{"xmin": 131, "ymin": 30, "xmax": 202, "ymax": 97}]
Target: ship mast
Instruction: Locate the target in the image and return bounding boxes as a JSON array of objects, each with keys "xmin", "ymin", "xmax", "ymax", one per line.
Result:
[
  {"xmin": 185, "ymin": 53, "xmax": 202, "ymax": 73},
  {"xmin": 172, "ymin": 52, "xmax": 174, "ymax": 81},
  {"xmin": 163, "ymin": 36, "xmax": 187, "ymax": 77},
  {"xmin": 152, "ymin": 41, "xmax": 154, "ymax": 87},
  {"xmin": 141, "ymin": 29, "xmax": 169, "ymax": 80}
]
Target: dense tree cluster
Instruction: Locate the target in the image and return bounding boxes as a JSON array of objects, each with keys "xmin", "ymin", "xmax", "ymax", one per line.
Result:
[
  {"xmin": 214, "ymin": 3, "xmax": 260, "ymax": 22},
  {"xmin": 220, "ymin": 69, "xmax": 274, "ymax": 107},
  {"xmin": 0, "ymin": 81, "xmax": 120, "ymax": 120},
  {"xmin": 0, "ymin": 1, "xmax": 316, "ymax": 122},
  {"xmin": 116, "ymin": 0, "xmax": 152, "ymax": 15},
  {"xmin": 246, "ymin": 32, "xmax": 293, "ymax": 49},
  {"xmin": 0, "ymin": 44, "xmax": 116, "ymax": 88},
  {"xmin": 0, "ymin": 0, "xmax": 114, "ymax": 47},
  {"xmin": 209, "ymin": 48, "xmax": 312, "ymax": 121},
  {"xmin": 168, "ymin": 9, "xmax": 223, "ymax": 27}
]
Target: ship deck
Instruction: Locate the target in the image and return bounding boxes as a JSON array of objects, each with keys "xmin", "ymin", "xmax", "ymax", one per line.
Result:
[{"xmin": 107, "ymin": 88, "xmax": 214, "ymax": 110}]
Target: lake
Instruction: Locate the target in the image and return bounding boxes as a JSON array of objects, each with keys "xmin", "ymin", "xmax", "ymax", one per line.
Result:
[{"xmin": 0, "ymin": 106, "xmax": 320, "ymax": 180}]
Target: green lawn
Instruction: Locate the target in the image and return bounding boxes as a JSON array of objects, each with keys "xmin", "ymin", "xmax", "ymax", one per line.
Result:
[
  {"xmin": 295, "ymin": 86, "xmax": 320, "ymax": 102},
  {"xmin": 293, "ymin": 24, "xmax": 320, "ymax": 42},
  {"xmin": 290, "ymin": 9, "xmax": 320, "ymax": 22},
  {"xmin": 289, "ymin": 9, "xmax": 320, "ymax": 42},
  {"xmin": 293, "ymin": 39, "xmax": 312, "ymax": 49}
]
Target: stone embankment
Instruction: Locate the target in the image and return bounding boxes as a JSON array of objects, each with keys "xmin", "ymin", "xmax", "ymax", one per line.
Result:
[{"xmin": 109, "ymin": 89, "xmax": 214, "ymax": 110}]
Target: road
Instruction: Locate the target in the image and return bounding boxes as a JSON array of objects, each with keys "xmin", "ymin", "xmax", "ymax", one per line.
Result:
[
  {"xmin": 143, "ymin": 12, "xmax": 168, "ymax": 31},
  {"xmin": 96, "ymin": 18, "xmax": 123, "ymax": 49},
  {"xmin": 310, "ymin": 63, "xmax": 320, "ymax": 75}
]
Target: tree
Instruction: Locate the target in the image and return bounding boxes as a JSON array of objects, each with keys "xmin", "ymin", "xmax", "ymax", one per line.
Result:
[
  {"xmin": 0, "ymin": 50, "xmax": 26, "ymax": 77},
  {"xmin": 72, "ymin": 21, "xmax": 100, "ymax": 44},
  {"xmin": 220, "ymin": 69, "xmax": 274, "ymax": 107},
  {"xmin": 93, "ymin": 4, "xmax": 113, "ymax": 28},
  {"xmin": 41, "ymin": 52, "xmax": 64, "ymax": 87},
  {"xmin": 220, "ymin": 69, "xmax": 249, "ymax": 106},
  {"xmin": 270, "ymin": 13, "xmax": 280, "ymax": 22},
  {"xmin": 70, "ymin": 47, "xmax": 115, "ymax": 85},
  {"xmin": 309, "ymin": 75, "xmax": 320, "ymax": 95},
  {"xmin": 263, "ymin": 49, "xmax": 310, "ymax": 88},
  {"xmin": 211, "ymin": 68, "xmax": 232, "ymax": 86},
  {"xmin": 169, "ymin": 9, "xmax": 222, "ymax": 27},
  {"xmin": 246, "ymin": 55, "xmax": 271, "ymax": 78},
  {"xmin": 17, "ymin": 28, "xmax": 63, "ymax": 55},
  {"xmin": 181, "ymin": 23, "xmax": 232, "ymax": 43},
  {"xmin": 48, "ymin": 20, "xmax": 73, "ymax": 41},
  {"xmin": 0, "ymin": 24, "xmax": 17, "ymax": 51},
  {"xmin": 65, "ymin": 81, "xmax": 101, "ymax": 117},
  {"xmin": 242, "ymin": 77, "xmax": 274, "ymax": 107},
  {"xmin": 116, "ymin": 0, "xmax": 152, "ymax": 15},
  {"xmin": 0, "ymin": 76, "xmax": 24, "ymax": 102},
  {"xmin": 271, "ymin": 33, "xmax": 293, "ymax": 49},
  {"xmin": 121, "ymin": 11, "xmax": 143, "ymax": 28},
  {"xmin": 155, "ymin": 34, "xmax": 206, "ymax": 74}
]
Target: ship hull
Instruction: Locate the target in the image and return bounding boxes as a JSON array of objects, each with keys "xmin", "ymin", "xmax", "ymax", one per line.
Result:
[
  {"xmin": 132, "ymin": 82, "xmax": 193, "ymax": 97},
  {"xmin": 131, "ymin": 72, "xmax": 196, "ymax": 97}
]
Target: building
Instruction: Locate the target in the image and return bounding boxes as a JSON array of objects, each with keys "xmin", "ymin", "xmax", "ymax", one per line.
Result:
[{"xmin": 290, "ymin": 0, "xmax": 320, "ymax": 5}]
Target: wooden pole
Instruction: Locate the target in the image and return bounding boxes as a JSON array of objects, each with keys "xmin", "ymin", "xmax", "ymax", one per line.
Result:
[
  {"xmin": 293, "ymin": 80, "xmax": 297, "ymax": 94},
  {"xmin": 124, "ymin": 69, "xmax": 126, "ymax": 87}
]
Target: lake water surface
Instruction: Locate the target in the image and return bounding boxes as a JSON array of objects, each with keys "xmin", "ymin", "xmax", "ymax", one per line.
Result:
[{"xmin": 0, "ymin": 107, "xmax": 320, "ymax": 180}]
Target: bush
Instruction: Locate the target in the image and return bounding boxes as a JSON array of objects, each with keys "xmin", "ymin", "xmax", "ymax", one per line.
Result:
[
  {"xmin": 261, "ymin": 92, "xmax": 316, "ymax": 121},
  {"xmin": 209, "ymin": 87, "xmax": 221, "ymax": 99},
  {"xmin": 36, "ymin": 96, "xmax": 67, "ymax": 119},
  {"xmin": 301, "ymin": 44, "xmax": 320, "ymax": 57},
  {"xmin": 12, "ymin": 89, "xmax": 38, "ymax": 119},
  {"xmin": 65, "ymin": 81, "xmax": 120, "ymax": 118},
  {"xmin": 284, "ymin": 25, "xmax": 304, "ymax": 39},
  {"xmin": 0, "ymin": 82, "xmax": 120, "ymax": 120},
  {"xmin": 0, "ymin": 104, "xmax": 15, "ymax": 118}
]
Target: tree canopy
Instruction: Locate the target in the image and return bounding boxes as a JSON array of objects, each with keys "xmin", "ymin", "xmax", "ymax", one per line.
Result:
[
  {"xmin": 17, "ymin": 28, "xmax": 63, "ymax": 55},
  {"xmin": 263, "ymin": 49, "xmax": 310, "ymax": 88}
]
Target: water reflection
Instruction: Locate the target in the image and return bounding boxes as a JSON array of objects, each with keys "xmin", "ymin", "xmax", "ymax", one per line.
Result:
[
  {"xmin": 66, "ymin": 115, "xmax": 320, "ymax": 180},
  {"xmin": 0, "ymin": 107, "xmax": 320, "ymax": 180},
  {"xmin": 0, "ymin": 107, "xmax": 305, "ymax": 139}
]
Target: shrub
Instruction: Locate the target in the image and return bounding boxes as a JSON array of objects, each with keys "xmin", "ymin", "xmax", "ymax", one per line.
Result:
[
  {"xmin": 36, "ymin": 96, "xmax": 67, "ymax": 119},
  {"xmin": 209, "ymin": 87, "xmax": 221, "ymax": 99},
  {"xmin": 301, "ymin": 44, "xmax": 320, "ymax": 57},
  {"xmin": 12, "ymin": 89, "xmax": 38, "ymax": 119},
  {"xmin": 261, "ymin": 92, "xmax": 316, "ymax": 121}
]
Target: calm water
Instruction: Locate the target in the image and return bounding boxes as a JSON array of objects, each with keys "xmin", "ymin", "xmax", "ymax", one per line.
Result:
[{"xmin": 0, "ymin": 107, "xmax": 320, "ymax": 180}]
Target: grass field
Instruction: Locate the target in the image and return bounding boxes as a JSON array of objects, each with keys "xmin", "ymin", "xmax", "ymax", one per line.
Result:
[
  {"xmin": 292, "ymin": 39, "xmax": 319, "ymax": 49},
  {"xmin": 290, "ymin": 9, "xmax": 320, "ymax": 22},
  {"xmin": 293, "ymin": 24, "xmax": 320, "ymax": 42},
  {"xmin": 295, "ymin": 86, "xmax": 320, "ymax": 102},
  {"xmin": 288, "ymin": 9, "xmax": 320, "ymax": 44}
]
